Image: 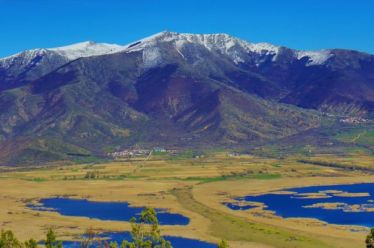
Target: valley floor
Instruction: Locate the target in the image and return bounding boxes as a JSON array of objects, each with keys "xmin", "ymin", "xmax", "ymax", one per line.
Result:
[{"xmin": 0, "ymin": 152, "xmax": 373, "ymax": 248}]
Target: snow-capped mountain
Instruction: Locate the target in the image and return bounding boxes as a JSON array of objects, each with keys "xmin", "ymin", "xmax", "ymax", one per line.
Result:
[
  {"xmin": 122, "ymin": 31, "xmax": 333, "ymax": 67},
  {"xmin": 0, "ymin": 31, "xmax": 334, "ymax": 78},
  {"xmin": 0, "ymin": 31, "xmax": 373, "ymax": 112},
  {"xmin": 124, "ymin": 32, "xmax": 281, "ymax": 64},
  {"xmin": 0, "ymin": 31, "xmax": 373, "ymax": 165},
  {"xmin": 0, "ymin": 41, "xmax": 125, "ymax": 90},
  {"xmin": 0, "ymin": 41, "xmax": 124, "ymax": 68},
  {"xmin": 47, "ymin": 41, "xmax": 124, "ymax": 60}
]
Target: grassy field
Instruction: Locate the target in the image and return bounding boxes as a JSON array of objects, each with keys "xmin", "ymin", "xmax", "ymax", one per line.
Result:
[
  {"xmin": 336, "ymin": 128, "xmax": 374, "ymax": 147},
  {"xmin": 0, "ymin": 152, "xmax": 373, "ymax": 247}
]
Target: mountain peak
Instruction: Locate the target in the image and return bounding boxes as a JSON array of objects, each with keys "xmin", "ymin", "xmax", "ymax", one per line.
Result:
[
  {"xmin": 49, "ymin": 41, "xmax": 97, "ymax": 50},
  {"xmin": 0, "ymin": 41, "xmax": 125, "ymax": 69},
  {"xmin": 48, "ymin": 41, "xmax": 124, "ymax": 60},
  {"xmin": 137, "ymin": 32, "xmax": 336, "ymax": 66},
  {"xmin": 122, "ymin": 31, "xmax": 283, "ymax": 67},
  {"xmin": 0, "ymin": 32, "xmax": 337, "ymax": 70},
  {"xmin": 136, "ymin": 31, "xmax": 253, "ymax": 48}
]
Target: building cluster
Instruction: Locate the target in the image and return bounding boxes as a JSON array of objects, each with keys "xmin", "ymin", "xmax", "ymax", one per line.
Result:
[
  {"xmin": 108, "ymin": 147, "xmax": 171, "ymax": 158},
  {"xmin": 108, "ymin": 148, "xmax": 150, "ymax": 158},
  {"xmin": 340, "ymin": 117, "xmax": 370, "ymax": 124},
  {"xmin": 228, "ymin": 152, "xmax": 240, "ymax": 157}
]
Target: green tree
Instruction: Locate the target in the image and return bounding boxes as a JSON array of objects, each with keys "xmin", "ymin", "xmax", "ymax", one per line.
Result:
[
  {"xmin": 121, "ymin": 207, "xmax": 172, "ymax": 248},
  {"xmin": 45, "ymin": 229, "xmax": 62, "ymax": 248},
  {"xmin": 24, "ymin": 239, "xmax": 38, "ymax": 248},
  {"xmin": 366, "ymin": 228, "xmax": 374, "ymax": 248},
  {"xmin": 0, "ymin": 230, "xmax": 22, "ymax": 248},
  {"xmin": 218, "ymin": 239, "xmax": 229, "ymax": 248},
  {"xmin": 109, "ymin": 241, "xmax": 118, "ymax": 248}
]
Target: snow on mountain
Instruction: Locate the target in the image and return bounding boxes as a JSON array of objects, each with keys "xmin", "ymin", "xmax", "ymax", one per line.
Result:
[
  {"xmin": 296, "ymin": 50, "xmax": 333, "ymax": 66},
  {"xmin": 48, "ymin": 41, "xmax": 124, "ymax": 60},
  {"xmin": 126, "ymin": 31, "xmax": 280, "ymax": 54},
  {"xmin": 142, "ymin": 46, "xmax": 162, "ymax": 68},
  {"xmin": 0, "ymin": 41, "xmax": 125, "ymax": 69},
  {"xmin": 124, "ymin": 31, "xmax": 281, "ymax": 65},
  {"xmin": 0, "ymin": 49, "xmax": 50, "ymax": 69},
  {"xmin": 0, "ymin": 31, "xmax": 334, "ymax": 71},
  {"xmin": 123, "ymin": 31, "xmax": 334, "ymax": 67}
]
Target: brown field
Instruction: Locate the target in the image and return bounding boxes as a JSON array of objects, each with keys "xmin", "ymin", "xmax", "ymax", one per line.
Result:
[{"xmin": 0, "ymin": 152, "xmax": 373, "ymax": 247}]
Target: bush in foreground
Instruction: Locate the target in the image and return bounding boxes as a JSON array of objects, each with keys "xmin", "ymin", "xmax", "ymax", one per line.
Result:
[
  {"xmin": 366, "ymin": 228, "xmax": 374, "ymax": 248},
  {"xmin": 218, "ymin": 240, "xmax": 229, "ymax": 248},
  {"xmin": 0, "ymin": 230, "xmax": 38, "ymax": 248}
]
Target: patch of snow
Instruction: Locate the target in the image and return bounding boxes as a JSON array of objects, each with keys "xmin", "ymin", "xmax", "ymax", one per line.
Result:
[
  {"xmin": 49, "ymin": 41, "xmax": 125, "ymax": 60},
  {"xmin": 296, "ymin": 50, "xmax": 333, "ymax": 66},
  {"xmin": 0, "ymin": 49, "xmax": 49, "ymax": 69},
  {"xmin": 175, "ymin": 48, "xmax": 185, "ymax": 59},
  {"xmin": 142, "ymin": 46, "xmax": 162, "ymax": 68}
]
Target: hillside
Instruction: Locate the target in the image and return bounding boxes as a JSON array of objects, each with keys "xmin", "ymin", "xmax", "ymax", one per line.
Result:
[{"xmin": 0, "ymin": 32, "xmax": 373, "ymax": 165}]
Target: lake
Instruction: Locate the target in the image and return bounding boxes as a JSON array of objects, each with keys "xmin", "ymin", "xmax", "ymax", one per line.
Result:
[
  {"xmin": 227, "ymin": 183, "xmax": 374, "ymax": 227},
  {"xmin": 29, "ymin": 198, "xmax": 216, "ymax": 247},
  {"xmin": 28, "ymin": 197, "xmax": 189, "ymax": 225}
]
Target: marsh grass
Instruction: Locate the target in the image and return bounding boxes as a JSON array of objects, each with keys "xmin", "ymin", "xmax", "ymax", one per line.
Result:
[{"xmin": 172, "ymin": 188, "xmax": 332, "ymax": 248}]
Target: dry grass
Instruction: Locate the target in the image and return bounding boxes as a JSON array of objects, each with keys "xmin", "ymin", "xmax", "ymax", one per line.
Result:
[{"xmin": 0, "ymin": 152, "xmax": 372, "ymax": 247}]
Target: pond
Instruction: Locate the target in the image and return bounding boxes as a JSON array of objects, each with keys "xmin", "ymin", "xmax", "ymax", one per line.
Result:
[
  {"xmin": 62, "ymin": 232, "xmax": 217, "ymax": 248},
  {"xmin": 28, "ymin": 197, "xmax": 189, "ymax": 225},
  {"xmin": 226, "ymin": 183, "xmax": 374, "ymax": 227}
]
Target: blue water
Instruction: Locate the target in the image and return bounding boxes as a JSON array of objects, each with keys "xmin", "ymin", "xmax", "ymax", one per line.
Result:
[
  {"xmin": 228, "ymin": 183, "xmax": 374, "ymax": 227},
  {"xmin": 224, "ymin": 202, "xmax": 255, "ymax": 210},
  {"xmin": 29, "ymin": 198, "xmax": 189, "ymax": 225},
  {"xmin": 62, "ymin": 232, "xmax": 216, "ymax": 248}
]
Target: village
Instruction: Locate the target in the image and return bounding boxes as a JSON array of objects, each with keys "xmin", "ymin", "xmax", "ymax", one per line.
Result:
[{"xmin": 107, "ymin": 146, "xmax": 176, "ymax": 158}]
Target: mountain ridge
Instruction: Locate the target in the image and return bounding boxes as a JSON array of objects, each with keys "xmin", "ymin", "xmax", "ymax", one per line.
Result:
[
  {"xmin": 1, "ymin": 31, "xmax": 357, "ymax": 67},
  {"xmin": 0, "ymin": 31, "xmax": 373, "ymax": 165},
  {"xmin": 2, "ymin": 31, "xmax": 374, "ymax": 71}
]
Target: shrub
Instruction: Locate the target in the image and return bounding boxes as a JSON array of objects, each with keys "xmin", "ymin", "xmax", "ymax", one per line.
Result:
[
  {"xmin": 366, "ymin": 228, "xmax": 374, "ymax": 248},
  {"xmin": 218, "ymin": 239, "xmax": 229, "ymax": 248}
]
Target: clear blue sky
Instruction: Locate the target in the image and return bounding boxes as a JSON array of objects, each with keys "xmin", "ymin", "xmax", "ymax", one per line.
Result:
[{"xmin": 0, "ymin": 0, "xmax": 373, "ymax": 57}]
